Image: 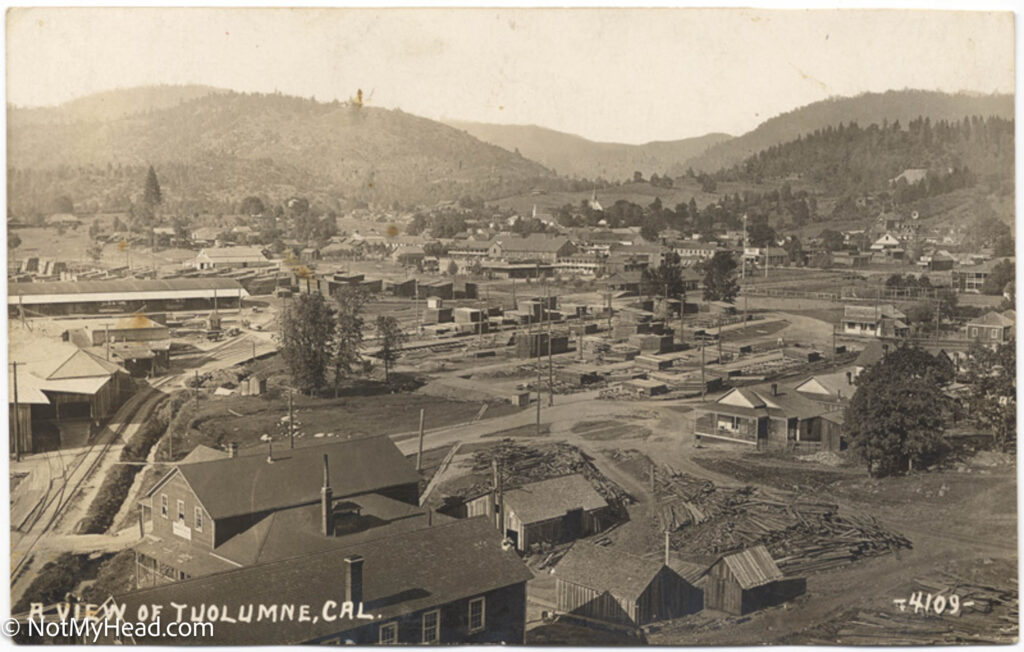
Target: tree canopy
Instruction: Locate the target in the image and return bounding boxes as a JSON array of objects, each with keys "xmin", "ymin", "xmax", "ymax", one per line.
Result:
[
  {"xmin": 844, "ymin": 345, "xmax": 952, "ymax": 477},
  {"xmin": 701, "ymin": 251, "xmax": 739, "ymax": 303},
  {"xmin": 280, "ymin": 293, "xmax": 336, "ymax": 394}
]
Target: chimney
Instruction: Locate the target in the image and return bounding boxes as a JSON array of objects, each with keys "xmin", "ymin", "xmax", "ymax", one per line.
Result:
[
  {"xmin": 845, "ymin": 371, "xmax": 853, "ymax": 385},
  {"xmin": 227, "ymin": 442, "xmax": 238, "ymax": 458},
  {"xmin": 425, "ymin": 507, "xmax": 433, "ymax": 527},
  {"xmin": 771, "ymin": 383, "xmax": 778, "ymax": 396},
  {"xmin": 266, "ymin": 440, "xmax": 274, "ymax": 464},
  {"xmin": 321, "ymin": 455, "xmax": 334, "ymax": 536},
  {"xmin": 664, "ymin": 530, "xmax": 670, "ymax": 566},
  {"xmin": 345, "ymin": 555, "xmax": 364, "ymax": 606}
]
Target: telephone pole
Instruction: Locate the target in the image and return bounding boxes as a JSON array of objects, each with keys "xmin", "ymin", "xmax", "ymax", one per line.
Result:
[
  {"xmin": 416, "ymin": 408, "xmax": 425, "ymax": 471},
  {"xmin": 289, "ymin": 389, "xmax": 295, "ymax": 449},
  {"xmin": 546, "ymin": 285, "xmax": 554, "ymax": 407},
  {"xmin": 10, "ymin": 362, "xmax": 21, "ymax": 462},
  {"xmin": 700, "ymin": 342, "xmax": 706, "ymax": 401}
]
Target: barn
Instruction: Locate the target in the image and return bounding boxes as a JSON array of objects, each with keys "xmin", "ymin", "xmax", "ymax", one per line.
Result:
[
  {"xmin": 554, "ymin": 543, "xmax": 704, "ymax": 627},
  {"xmin": 703, "ymin": 545, "xmax": 787, "ymax": 615}
]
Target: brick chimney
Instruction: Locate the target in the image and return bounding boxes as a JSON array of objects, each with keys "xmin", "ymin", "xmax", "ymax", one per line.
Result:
[
  {"xmin": 771, "ymin": 383, "xmax": 778, "ymax": 396},
  {"xmin": 227, "ymin": 442, "xmax": 238, "ymax": 458},
  {"xmin": 345, "ymin": 555, "xmax": 364, "ymax": 605},
  {"xmin": 321, "ymin": 454, "xmax": 334, "ymax": 536}
]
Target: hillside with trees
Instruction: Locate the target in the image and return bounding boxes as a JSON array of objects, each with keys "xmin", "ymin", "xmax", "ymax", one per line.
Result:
[
  {"xmin": 7, "ymin": 89, "xmax": 554, "ymax": 217},
  {"xmin": 682, "ymin": 90, "xmax": 1014, "ymax": 173},
  {"xmin": 717, "ymin": 116, "xmax": 1014, "ymax": 197},
  {"xmin": 446, "ymin": 120, "xmax": 732, "ymax": 181}
]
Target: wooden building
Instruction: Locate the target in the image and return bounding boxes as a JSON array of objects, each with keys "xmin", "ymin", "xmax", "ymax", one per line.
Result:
[
  {"xmin": 499, "ymin": 474, "xmax": 612, "ymax": 552},
  {"xmin": 554, "ymin": 543, "xmax": 704, "ymax": 627},
  {"xmin": 703, "ymin": 545, "xmax": 786, "ymax": 616},
  {"xmin": 115, "ymin": 517, "xmax": 532, "ymax": 645}
]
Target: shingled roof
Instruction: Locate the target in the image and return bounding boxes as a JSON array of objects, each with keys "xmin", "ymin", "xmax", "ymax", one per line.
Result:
[
  {"xmin": 114, "ymin": 517, "xmax": 533, "ymax": 645},
  {"xmin": 148, "ymin": 437, "xmax": 419, "ymax": 520},
  {"xmin": 502, "ymin": 474, "xmax": 608, "ymax": 525}
]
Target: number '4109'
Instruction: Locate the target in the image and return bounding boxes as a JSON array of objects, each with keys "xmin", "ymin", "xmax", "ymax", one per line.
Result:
[{"xmin": 893, "ymin": 592, "xmax": 974, "ymax": 616}]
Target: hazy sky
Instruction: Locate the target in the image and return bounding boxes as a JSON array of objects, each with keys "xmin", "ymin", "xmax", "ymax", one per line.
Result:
[{"xmin": 6, "ymin": 8, "xmax": 1015, "ymax": 144}]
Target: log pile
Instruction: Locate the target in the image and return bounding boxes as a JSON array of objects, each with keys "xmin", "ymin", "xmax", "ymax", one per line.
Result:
[
  {"xmin": 461, "ymin": 440, "xmax": 634, "ymax": 510},
  {"xmin": 815, "ymin": 574, "xmax": 1019, "ymax": 645},
  {"xmin": 604, "ymin": 449, "xmax": 912, "ymax": 573}
]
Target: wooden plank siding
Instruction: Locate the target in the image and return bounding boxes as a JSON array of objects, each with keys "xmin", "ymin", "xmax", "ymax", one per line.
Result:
[{"xmin": 556, "ymin": 579, "xmax": 637, "ymax": 626}]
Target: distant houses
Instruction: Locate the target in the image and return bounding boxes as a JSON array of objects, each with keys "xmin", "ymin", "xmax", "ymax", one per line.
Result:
[
  {"xmin": 842, "ymin": 304, "xmax": 908, "ymax": 339},
  {"xmin": 966, "ymin": 311, "xmax": 1015, "ymax": 344},
  {"xmin": 192, "ymin": 246, "xmax": 270, "ymax": 270},
  {"xmin": 498, "ymin": 474, "xmax": 612, "ymax": 552}
]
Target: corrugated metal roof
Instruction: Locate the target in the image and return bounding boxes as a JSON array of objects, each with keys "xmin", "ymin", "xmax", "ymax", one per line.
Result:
[{"xmin": 721, "ymin": 545, "xmax": 783, "ymax": 590}]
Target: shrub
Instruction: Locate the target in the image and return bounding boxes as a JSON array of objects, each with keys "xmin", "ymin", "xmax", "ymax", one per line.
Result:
[{"xmin": 77, "ymin": 396, "xmax": 169, "ymax": 534}]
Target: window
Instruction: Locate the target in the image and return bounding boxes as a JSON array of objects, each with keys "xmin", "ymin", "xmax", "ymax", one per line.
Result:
[
  {"xmin": 177, "ymin": 499, "xmax": 185, "ymax": 523},
  {"xmin": 468, "ymin": 598, "xmax": 485, "ymax": 633},
  {"xmin": 379, "ymin": 622, "xmax": 398, "ymax": 645},
  {"xmin": 991, "ymin": 329, "xmax": 999, "ymax": 340},
  {"xmin": 160, "ymin": 494, "xmax": 168, "ymax": 519},
  {"xmin": 971, "ymin": 327, "xmax": 979, "ymax": 338},
  {"xmin": 194, "ymin": 507, "xmax": 204, "ymax": 532},
  {"xmin": 421, "ymin": 610, "xmax": 440, "ymax": 643}
]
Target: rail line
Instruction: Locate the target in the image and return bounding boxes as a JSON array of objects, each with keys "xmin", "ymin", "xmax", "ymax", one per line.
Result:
[{"xmin": 11, "ymin": 386, "xmax": 165, "ymax": 582}]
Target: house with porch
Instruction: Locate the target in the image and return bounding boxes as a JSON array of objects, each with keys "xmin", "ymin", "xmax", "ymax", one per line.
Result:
[
  {"xmin": 842, "ymin": 304, "xmax": 909, "ymax": 338},
  {"xmin": 693, "ymin": 384, "xmax": 840, "ymax": 451}
]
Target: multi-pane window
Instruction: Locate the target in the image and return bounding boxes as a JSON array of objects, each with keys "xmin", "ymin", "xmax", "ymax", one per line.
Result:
[
  {"xmin": 421, "ymin": 610, "xmax": 440, "ymax": 643},
  {"xmin": 194, "ymin": 507, "xmax": 204, "ymax": 532},
  {"xmin": 379, "ymin": 622, "xmax": 398, "ymax": 645},
  {"xmin": 160, "ymin": 494, "xmax": 168, "ymax": 518},
  {"xmin": 177, "ymin": 499, "xmax": 185, "ymax": 522},
  {"xmin": 468, "ymin": 598, "xmax": 485, "ymax": 633}
]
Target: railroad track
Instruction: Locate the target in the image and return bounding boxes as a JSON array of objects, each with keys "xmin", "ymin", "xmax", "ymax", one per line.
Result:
[{"xmin": 11, "ymin": 387, "xmax": 166, "ymax": 582}]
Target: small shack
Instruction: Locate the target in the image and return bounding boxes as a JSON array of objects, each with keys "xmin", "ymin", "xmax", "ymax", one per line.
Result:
[
  {"xmin": 500, "ymin": 474, "xmax": 611, "ymax": 552},
  {"xmin": 554, "ymin": 543, "xmax": 704, "ymax": 627},
  {"xmin": 703, "ymin": 545, "xmax": 787, "ymax": 615}
]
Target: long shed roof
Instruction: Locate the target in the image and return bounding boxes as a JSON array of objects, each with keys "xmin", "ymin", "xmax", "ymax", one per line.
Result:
[{"xmin": 8, "ymin": 278, "xmax": 247, "ymax": 305}]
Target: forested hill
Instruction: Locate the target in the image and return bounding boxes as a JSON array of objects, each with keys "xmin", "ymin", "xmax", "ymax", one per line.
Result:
[
  {"xmin": 682, "ymin": 90, "xmax": 1014, "ymax": 173},
  {"xmin": 8, "ymin": 89, "xmax": 554, "ymax": 216},
  {"xmin": 716, "ymin": 115, "xmax": 1014, "ymax": 197},
  {"xmin": 446, "ymin": 120, "xmax": 732, "ymax": 181}
]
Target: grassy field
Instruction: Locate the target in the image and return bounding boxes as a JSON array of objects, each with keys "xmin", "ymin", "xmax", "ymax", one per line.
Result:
[{"xmin": 174, "ymin": 390, "xmax": 524, "ymax": 455}]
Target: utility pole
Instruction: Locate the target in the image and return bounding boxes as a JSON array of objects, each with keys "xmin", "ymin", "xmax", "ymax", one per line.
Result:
[
  {"xmin": 289, "ymin": 389, "xmax": 295, "ymax": 449},
  {"xmin": 416, "ymin": 408, "xmax": 425, "ymax": 471},
  {"xmin": 700, "ymin": 342, "xmax": 706, "ymax": 401},
  {"xmin": 741, "ymin": 213, "xmax": 747, "ymax": 280},
  {"xmin": 251, "ymin": 339, "xmax": 256, "ymax": 363},
  {"xmin": 194, "ymin": 370, "xmax": 200, "ymax": 411},
  {"xmin": 536, "ymin": 314, "xmax": 543, "ymax": 437},
  {"xmin": 546, "ymin": 285, "xmax": 554, "ymax": 407},
  {"xmin": 11, "ymin": 362, "xmax": 21, "ymax": 462},
  {"xmin": 717, "ymin": 317, "xmax": 723, "ymax": 363},
  {"xmin": 105, "ymin": 323, "xmax": 111, "ymax": 361}
]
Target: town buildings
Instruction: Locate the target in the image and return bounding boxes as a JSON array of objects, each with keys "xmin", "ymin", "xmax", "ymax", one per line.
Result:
[{"xmin": 115, "ymin": 517, "xmax": 532, "ymax": 645}]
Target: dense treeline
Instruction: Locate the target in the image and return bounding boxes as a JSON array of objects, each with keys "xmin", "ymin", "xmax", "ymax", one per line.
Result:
[{"xmin": 717, "ymin": 116, "xmax": 1014, "ymax": 197}]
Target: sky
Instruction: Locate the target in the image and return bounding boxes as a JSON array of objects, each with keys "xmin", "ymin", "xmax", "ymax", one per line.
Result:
[{"xmin": 5, "ymin": 8, "xmax": 1016, "ymax": 144}]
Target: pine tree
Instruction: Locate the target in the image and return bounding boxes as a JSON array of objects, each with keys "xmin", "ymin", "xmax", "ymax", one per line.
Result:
[
  {"xmin": 143, "ymin": 166, "xmax": 162, "ymax": 207},
  {"xmin": 701, "ymin": 251, "xmax": 739, "ymax": 303}
]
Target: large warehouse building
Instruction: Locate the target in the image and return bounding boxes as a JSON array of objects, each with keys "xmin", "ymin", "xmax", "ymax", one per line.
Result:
[{"xmin": 8, "ymin": 278, "xmax": 249, "ymax": 318}]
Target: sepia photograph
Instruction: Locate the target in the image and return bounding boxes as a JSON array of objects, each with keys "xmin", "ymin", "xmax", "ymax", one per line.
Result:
[{"xmin": 3, "ymin": 5, "xmax": 1018, "ymax": 646}]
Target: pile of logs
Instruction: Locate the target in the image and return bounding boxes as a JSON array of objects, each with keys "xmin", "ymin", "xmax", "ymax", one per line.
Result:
[
  {"xmin": 638, "ymin": 460, "xmax": 911, "ymax": 573},
  {"xmin": 463, "ymin": 440, "xmax": 634, "ymax": 510},
  {"xmin": 819, "ymin": 574, "xmax": 1019, "ymax": 645}
]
